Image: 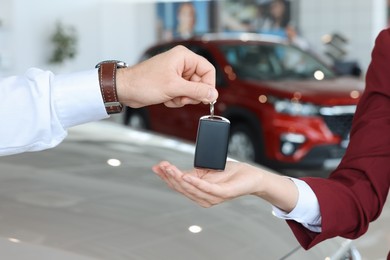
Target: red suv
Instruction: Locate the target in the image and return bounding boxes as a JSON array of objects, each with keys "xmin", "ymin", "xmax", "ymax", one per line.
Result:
[{"xmin": 123, "ymin": 33, "xmax": 364, "ymax": 170}]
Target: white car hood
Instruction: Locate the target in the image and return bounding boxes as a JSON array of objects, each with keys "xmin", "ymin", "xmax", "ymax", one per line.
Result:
[{"xmin": 0, "ymin": 121, "xmax": 353, "ymax": 259}]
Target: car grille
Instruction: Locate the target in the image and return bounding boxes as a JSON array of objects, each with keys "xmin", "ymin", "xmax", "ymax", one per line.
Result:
[{"xmin": 321, "ymin": 114, "xmax": 354, "ymax": 137}]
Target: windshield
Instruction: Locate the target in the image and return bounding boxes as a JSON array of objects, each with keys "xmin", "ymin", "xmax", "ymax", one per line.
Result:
[{"xmin": 219, "ymin": 43, "xmax": 336, "ymax": 81}]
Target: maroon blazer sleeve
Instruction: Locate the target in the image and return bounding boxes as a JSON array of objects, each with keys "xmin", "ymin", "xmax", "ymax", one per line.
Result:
[{"xmin": 287, "ymin": 28, "xmax": 390, "ymax": 250}]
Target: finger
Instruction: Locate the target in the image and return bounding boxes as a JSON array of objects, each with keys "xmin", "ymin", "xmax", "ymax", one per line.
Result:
[
  {"xmin": 152, "ymin": 162, "xmax": 181, "ymax": 190},
  {"xmin": 153, "ymin": 161, "xmax": 223, "ymax": 207},
  {"xmin": 160, "ymin": 165, "xmax": 193, "ymax": 195},
  {"xmin": 153, "ymin": 166, "xmax": 170, "ymax": 183},
  {"xmin": 153, "ymin": 168, "xmax": 176, "ymax": 190},
  {"xmin": 172, "ymin": 45, "xmax": 216, "ymax": 86},
  {"xmin": 176, "ymin": 79, "xmax": 218, "ymax": 103},
  {"xmin": 172, "ymin": 181, "xmax": 216, "ymax": 208},
  {"xmin": 182, "ymin": 51, "xmax": 216, "ymax": 87},
  {"xmin": 152, "ymin": 161, "xmax": 172, "ymax": 175},
  {"xmin": 163, "ymin": 166, "xmax": 222, "ymax": 206},
  {"xmin": 163, "ymin": 97, "xmax": 200, "ymax": 108},
  {"xmin": 182, "ymin": 174, "xmax": 230, "ymax": 199},
  {"xmin": 182, "ymin": 182, "xmax": 223, "ymax": 207}
]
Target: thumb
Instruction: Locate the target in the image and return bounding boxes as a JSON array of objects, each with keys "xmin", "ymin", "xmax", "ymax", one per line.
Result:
[{"xmin": 178, "ymin": 80, "xmax": 218, "ymax": 103}]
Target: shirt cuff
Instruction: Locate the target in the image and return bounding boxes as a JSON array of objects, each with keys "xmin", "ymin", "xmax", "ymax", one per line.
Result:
[
  {"xmin": 52, "ymin": 69, "xmax": 109, "ymax": 129},
  {"xmin": 272, "ymin": 178, "xmax": 322, "ymax": 233}
]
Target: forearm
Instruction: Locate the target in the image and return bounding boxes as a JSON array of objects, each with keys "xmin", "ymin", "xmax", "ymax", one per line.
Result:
[
  {"xmin": 242, "ymin": 163, "xmax": 322, "ymax": 233},
  {"xmin": 246, "ymin": 164, "xmax": 299, "ymax": 212},
  {"xmin": 286, "ymin": 28, "xmax": 390, "ymax": 250},
  {"xmin": 0, "ymin": 68, "xmax": 107, "ymax": 156},
  {"xmin": 260, "ymin": 173, "xmax": 298, "ymax": 212}
]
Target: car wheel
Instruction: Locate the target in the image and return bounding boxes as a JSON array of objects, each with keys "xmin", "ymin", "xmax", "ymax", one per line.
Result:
[
  {"xmin": 124, "ymin": 108, "xmax": 149, "ymax": 130},
  {"xmin": 228, "ymin": 124, "xmax": 262, "ymax": 163}
]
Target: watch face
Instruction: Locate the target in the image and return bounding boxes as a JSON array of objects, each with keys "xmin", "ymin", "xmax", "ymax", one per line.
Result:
[
  {"xmin": 116, "ymin": 61, "xmax": 128, "ymax": 68},
  {"xmin": 95, "ymin": 60, "xmax": 128, "ymax": 69}
]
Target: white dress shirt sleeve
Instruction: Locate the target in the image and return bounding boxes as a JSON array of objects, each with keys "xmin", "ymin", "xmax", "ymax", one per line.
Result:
[
  {"xmin": 0, "ymin": 68, "xmax": 108, "ymax": 156},
  {"xmin": 272, "ymin": 178, "xmax": 322, "ymax": 233}
]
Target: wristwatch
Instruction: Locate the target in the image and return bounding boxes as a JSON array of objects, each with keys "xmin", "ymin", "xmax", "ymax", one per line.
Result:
[{"xmin": 95, "ymin": 60, "xmax": 128, "ymax": 114}]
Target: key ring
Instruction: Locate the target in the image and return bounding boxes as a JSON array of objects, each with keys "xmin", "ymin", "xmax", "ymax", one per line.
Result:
[{"xmin": 210, "ymin": 100, "xmax": 216, "ymax": 117}]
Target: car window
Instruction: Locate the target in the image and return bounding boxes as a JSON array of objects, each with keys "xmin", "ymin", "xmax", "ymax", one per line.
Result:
[{"xmin": 219, "ymin": 43, "xmax": 336, "ymax": 81}]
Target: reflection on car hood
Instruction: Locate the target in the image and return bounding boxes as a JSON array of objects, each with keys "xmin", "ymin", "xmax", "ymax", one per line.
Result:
[
  {"xmin": 0, "ymin": 237, "xmax": 95, "ymax": 260},
  {"xmin": 255, "ymin": 77, "xmax": 365, "ymax": 103},
  {"xmin": 0, "ymin": 121, "xmax": 353, "ymax": 259}
]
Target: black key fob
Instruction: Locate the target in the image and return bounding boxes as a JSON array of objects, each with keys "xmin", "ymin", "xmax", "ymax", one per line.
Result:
[{"xmin": 194, "ymin": 115, "xmax": 230, "ymax": 170}]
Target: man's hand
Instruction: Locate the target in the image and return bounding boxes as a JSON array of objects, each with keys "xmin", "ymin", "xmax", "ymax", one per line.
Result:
[{"xmin": 116, "ymin": 45, "xmax": 218, "ymax": 108}]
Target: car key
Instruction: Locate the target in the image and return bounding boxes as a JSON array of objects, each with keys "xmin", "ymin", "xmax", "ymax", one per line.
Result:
[{"xmin": 194, "ymin": 101, "xmax": 230, "ymax": 170}]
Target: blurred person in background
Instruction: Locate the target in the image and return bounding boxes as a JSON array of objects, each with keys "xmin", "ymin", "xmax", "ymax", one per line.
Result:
[
  {"xmin": 285, "ymin": 23, "xmax": 310, "ymax": 50},
  {"xmin": 259, "ymin": 0, "xmax": 289, "ymax": 37},
  {"xmin": 175, "ymin": 2, "xmax": 196, "ymax": 39}
]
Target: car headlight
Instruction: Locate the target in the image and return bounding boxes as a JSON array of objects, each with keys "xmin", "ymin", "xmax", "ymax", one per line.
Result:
[{"xmin": 269, "ymin": 97, "xmax": 319, "ymax": 116}]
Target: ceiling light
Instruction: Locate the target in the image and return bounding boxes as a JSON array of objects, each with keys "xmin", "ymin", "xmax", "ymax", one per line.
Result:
[
  {"xmin": 188, "ymin": 225, "xmax": 202, "ymax": 233},
  {"xmin": 8, "ymin": 238, "xmax": 21, "ymax": 243},
  {"xmin": 107, "ymin": 159, "xmax": 121, "ymax": 167}
]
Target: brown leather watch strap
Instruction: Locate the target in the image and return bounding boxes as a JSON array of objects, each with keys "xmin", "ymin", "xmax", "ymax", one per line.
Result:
[{"xmin": 96, "ymin": 61, "xmax": 123, "ymax": 114}]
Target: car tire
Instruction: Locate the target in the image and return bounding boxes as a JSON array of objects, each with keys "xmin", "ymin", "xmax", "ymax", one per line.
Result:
[
  {"xmin": 228, "ymin": 123, "xmax": 263, "ymax": 163},
  {"xmin": 123, "ymin": 108, "xmax": 149, "ymax": 130}
]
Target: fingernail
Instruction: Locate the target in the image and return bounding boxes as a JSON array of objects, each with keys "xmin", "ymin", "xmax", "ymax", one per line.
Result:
[
  {"xmin": 165, "ymin": 168, "xmax": 174, "ymax": 176},
  {"xmin": 208, "ymin": 89, "xmax": 218, "ymax": 101}
]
